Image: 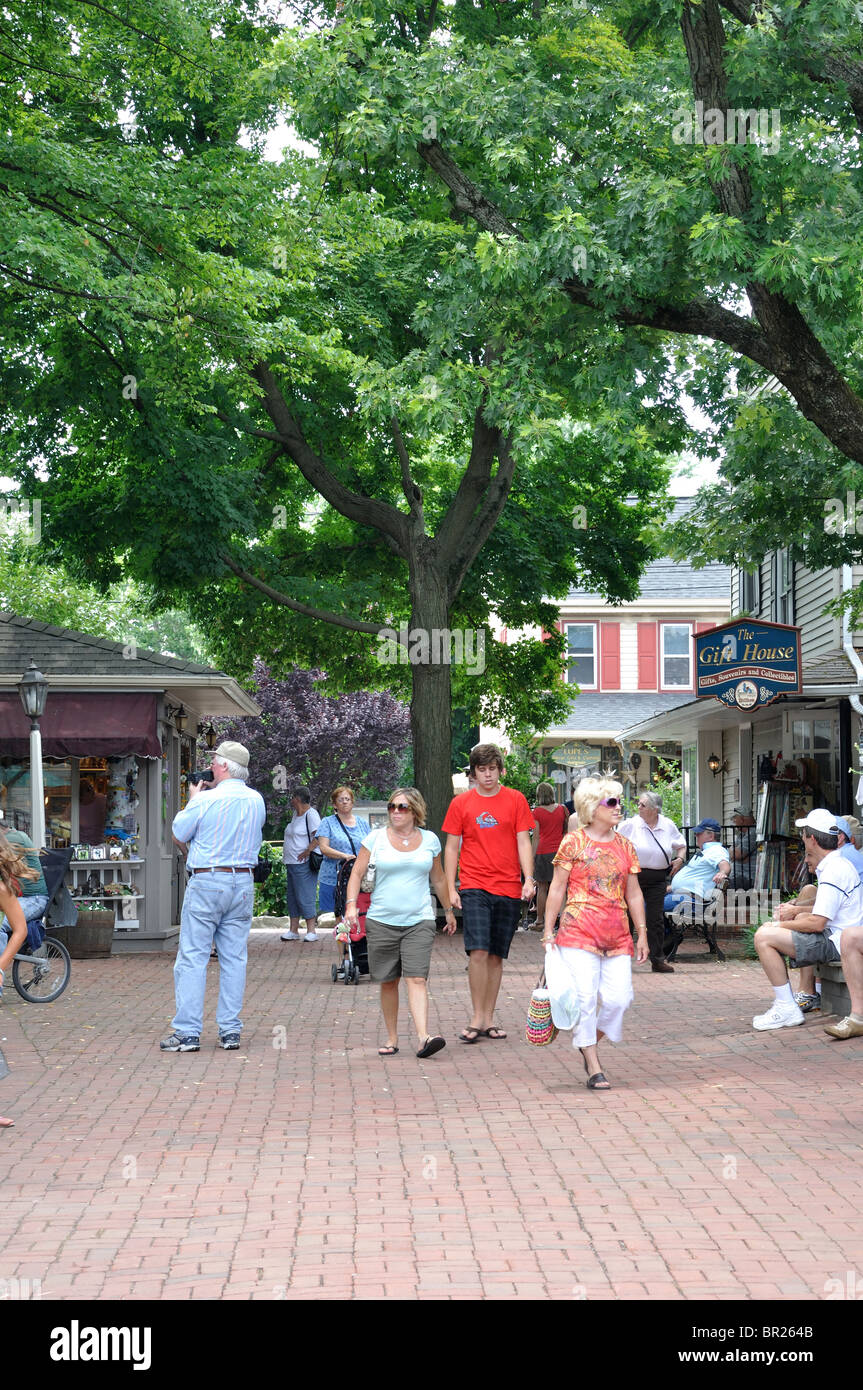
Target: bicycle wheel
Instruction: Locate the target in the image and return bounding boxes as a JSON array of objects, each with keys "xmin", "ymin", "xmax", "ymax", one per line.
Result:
[{"xmin": 12, "ymin": 937, "xmax": 71, "ymax": 1002}]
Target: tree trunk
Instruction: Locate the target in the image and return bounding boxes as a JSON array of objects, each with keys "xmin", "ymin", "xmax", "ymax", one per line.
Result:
[{"xmin": 408, "ymin": 546, "xmax": 455, "ymax": 835}]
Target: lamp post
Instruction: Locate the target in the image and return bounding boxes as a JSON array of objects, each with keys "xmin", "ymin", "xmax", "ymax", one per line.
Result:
[{"xmin": 18, "ymin": 660, "xmax": 48, "ymax": 846}]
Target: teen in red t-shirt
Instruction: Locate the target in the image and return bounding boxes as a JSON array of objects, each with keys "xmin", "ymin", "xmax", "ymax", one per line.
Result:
[{"xmin": 443, "ymin": 744, "xmax": 535, "ymax": 1043}]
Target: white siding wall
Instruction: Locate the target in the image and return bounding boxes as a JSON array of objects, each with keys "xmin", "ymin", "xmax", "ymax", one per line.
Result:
[
  {"xmin": 759, "ymin": 556, "xmax": 773, "ymax": 619},
  {"xmin": 794, "ymin": 563, "xmax": 839, "ymax": 660},
  {"xmin": 730, "ymin": 569, "xmax": 742, "ymax": 614},
  {"xmin": 620, "ymin": 620, "xmax": 638, "ymax": 691},
  {"xmin": 721, "ymin": 728, "xmax": 740, "ymax": 824},
  {"xmin": 851, "ymin": 563, "xmax": 863, "ymax": 648}
]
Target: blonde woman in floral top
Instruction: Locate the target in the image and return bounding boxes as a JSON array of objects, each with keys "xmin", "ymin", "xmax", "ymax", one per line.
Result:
[{"xmin": 543, "ymin": 776, "xmax": 648, "ymax": 1091}]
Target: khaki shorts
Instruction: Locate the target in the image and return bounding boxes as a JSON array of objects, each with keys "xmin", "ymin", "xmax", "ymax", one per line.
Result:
[{"xmin": 365, "ymin": 917, "xmax": 436, "ymax": 982}]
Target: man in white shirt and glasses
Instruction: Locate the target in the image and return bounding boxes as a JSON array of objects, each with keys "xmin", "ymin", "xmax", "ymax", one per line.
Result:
[
  {"xmin": 751, "ymin": 809, "xmax": 863, "ymax": 1031},
  {"xmin": 161, "ymin": 741, "xmax": 265, "ymax": 1053}
]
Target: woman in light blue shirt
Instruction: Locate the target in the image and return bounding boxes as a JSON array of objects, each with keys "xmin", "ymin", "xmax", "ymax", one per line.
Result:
[{"xmin": 344, "ymin": 787, "xmax": 457, "ymax": 1060}]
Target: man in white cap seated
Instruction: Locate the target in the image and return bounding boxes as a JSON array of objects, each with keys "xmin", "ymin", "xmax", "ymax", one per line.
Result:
[
  {"xmin": 751, "ymin": 809, "xmax": 863, "ymax": 1031},
  {"xmin": 161, "ymin": 741, "xmax": 265, "ymax": 1052}
]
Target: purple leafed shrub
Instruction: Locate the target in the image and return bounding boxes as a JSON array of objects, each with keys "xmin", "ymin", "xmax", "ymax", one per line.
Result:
[{"xmin": 203, "ymin": 660, "xmax": 411, "ymax": 831}]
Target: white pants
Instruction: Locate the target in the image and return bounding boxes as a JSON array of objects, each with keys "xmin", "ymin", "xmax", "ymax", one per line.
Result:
[{"xmin": 557, "ymin": 947, "xmax": 634, "ymax": 1048}]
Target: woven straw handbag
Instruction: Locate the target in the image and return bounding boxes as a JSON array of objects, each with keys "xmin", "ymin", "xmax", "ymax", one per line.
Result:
[{"xmin": 525, "ymin": 967, "xmax": 558, "ymax": 1047}]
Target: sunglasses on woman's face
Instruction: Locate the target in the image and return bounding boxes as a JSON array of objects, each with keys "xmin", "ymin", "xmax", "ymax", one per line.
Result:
[
  {"xmin": 388, "ymin": 802, "xmax": 411, "ymax": 812},
  {"xmin": 599, "ymin": 797, "xmax": 622, "ymax": 808}
]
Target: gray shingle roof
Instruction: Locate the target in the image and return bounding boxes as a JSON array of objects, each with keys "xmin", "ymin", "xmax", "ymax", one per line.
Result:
[
  {"xmin": 0, "ymin": 613, "xmax": 226, "ymax": 679},
  {"xmin": 567, "ymin": 498, "xmax": 731, "ymax": 602},
  {"xmin": 550, "ymin": 691, "xmax": 695, "ymax": 735}
]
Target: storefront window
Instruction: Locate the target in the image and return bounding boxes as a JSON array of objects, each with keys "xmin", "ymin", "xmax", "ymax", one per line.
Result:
[
  {"xmin": 792, "ymin": 717, "xmax": 838, "ymax": 804},
  {"xmin": 0, "ymin": 762, "xmax": 72, "ymax": 845}
]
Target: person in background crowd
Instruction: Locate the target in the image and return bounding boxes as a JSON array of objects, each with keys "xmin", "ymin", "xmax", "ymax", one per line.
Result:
[
  {"xmin": 344, "ymin": 787, "xmax": 456, "ymax": 1058},
  {"xmin": 315, "ymin": 787, "xmax": 370, "ymax": 917},
  {"xmin": 787, "ymin": 813, "xmax": 863, "ymax": 1013},
  {"xmin": 0, "ymin": 832, "xmax": 37, "ymax": 1004},
  {"xmin": 280, "ymin": 786, "xmax": 321, "ymax": 943},
  {"xmin": 0, "ymin": 827, "xmax": 49, "ymax": 954},
  {"xmin": 664, "ymin": 818, "xmax": 730, "ymax": 923},
  {"xmin": 78, "ymin": 777, "xmax": 107, "ymax": 843},
  {"xmin": 161, "ymin": 741, "xmax": 265, "ymax": 1052},
  {"xmin": 443, "ymin": 743, "xmax": 536, "ymax": 1043},
  {"xmin": 728, "ymin": 805, "xmax": 757, "ymax": 889},
  {"xmin": 618, "ymin": 791, "xmax": 686, "ymax": 974},
  {"xmin": 531, "ymin": 783, "xmax": 569, "ymax": 932},
  {"xmin": 752, "ymin": 809, "xmax": 863, "ymax": 1031},
  {"xmin": 543, "ymin": 776, "xmax": 648, "ymax": 1090},
  {"xmin": 0, "ymin": 832, "xmax": 41, "ymax": 1125}
]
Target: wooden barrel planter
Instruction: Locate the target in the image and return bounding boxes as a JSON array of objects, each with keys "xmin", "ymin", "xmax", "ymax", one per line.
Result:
[{"xmin": 48, "ymin": 910, "xmax": 115, "ymax": 959}]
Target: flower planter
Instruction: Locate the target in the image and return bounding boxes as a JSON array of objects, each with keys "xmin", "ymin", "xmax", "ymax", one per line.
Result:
[{"xmin": 48, "ymin": 910, "xmax": 115, "ymax": 959}]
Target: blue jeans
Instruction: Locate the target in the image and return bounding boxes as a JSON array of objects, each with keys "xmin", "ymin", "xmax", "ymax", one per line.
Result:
[
  {"xmin": 172, "ymin": 873, "xmax": 255, "ymax": 1037},
  {"xmin": 0, "ymin": 894, "xmax": 50, "ymax": 949},
  {"xmin": 664, "ymin": 891, "xmax": 706, "ymax": 923}
]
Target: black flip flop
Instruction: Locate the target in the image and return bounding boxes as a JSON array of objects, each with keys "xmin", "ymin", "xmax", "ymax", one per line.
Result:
[
  {"xmin": 378, "ymin": 1045, "xmax": 399, "ymax": 1055},
  {"xmin": 586, "ymin": 1072, "xmax": 611, "ymax": 1090},
  {"xmin": 459, "ymin": 1026, "xmax": 482, "ymax": 1044},
  {"xmin": 417, "ymin": 1036, "xmax": 447, "ymax": 1059}
]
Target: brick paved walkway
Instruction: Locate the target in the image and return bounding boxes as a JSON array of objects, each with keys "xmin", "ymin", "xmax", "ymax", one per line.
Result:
[{"xmin": 1, "ymin": 929, "xmax": 862, "ymax": 1301}]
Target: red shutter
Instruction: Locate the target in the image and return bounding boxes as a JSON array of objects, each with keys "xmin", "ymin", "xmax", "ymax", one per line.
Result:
[
  {"xmin": 695, "ymin": 622, "xmax": 714, "ymax": 634},
  {"xmin": 637, "ymin": 622, "xmax": 658, "ymax": 689},
  {"xmin": 600, "ymin": 622, "xmax": 620, "ymax": 690}
]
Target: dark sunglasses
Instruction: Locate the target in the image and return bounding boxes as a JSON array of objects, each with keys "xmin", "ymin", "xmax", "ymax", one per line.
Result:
[
  {"xmin": 599, "ymin": 797, "xmax": 622, "ymax": 808},
  {"xmin": 388, "ymin": 801, "xmax": 411, "ymax": 812}
]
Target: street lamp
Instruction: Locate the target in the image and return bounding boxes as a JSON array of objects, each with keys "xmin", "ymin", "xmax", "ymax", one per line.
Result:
[{"xmin": 17, "ymin": 660, "xmax": 48, "ymax": 847}]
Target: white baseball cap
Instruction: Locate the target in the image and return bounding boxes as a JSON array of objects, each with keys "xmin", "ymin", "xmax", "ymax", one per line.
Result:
[{"xmin": 795, "ymin": 809, "xmax": 839, "ymax": 835}]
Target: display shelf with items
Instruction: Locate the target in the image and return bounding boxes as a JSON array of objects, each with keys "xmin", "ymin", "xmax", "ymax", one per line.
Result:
[{"xmin": 68, "ymin": 845, "xmax": 143, "ymax": 932}]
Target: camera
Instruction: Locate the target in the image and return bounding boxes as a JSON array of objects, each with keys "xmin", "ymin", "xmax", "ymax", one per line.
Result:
[{"xmin": 188, "ymin": 770, "xmax": 214, "ymax": 787}]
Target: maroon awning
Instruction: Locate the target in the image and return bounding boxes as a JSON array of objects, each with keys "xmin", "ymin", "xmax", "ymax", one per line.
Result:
[{"xmin": 0, "ymin": 693, "xmax": 161, "ymax": 758}]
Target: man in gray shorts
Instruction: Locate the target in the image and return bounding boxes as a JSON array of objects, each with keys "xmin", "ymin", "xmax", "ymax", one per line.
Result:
[{"xmin": 751, "ymin": 809, "xmax": 863, "ymax": 1031}]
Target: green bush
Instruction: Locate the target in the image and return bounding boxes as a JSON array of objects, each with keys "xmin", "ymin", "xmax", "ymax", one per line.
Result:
[{"xmin": 254, "ymin": 842, "xmax": 287, "ymax": 917}]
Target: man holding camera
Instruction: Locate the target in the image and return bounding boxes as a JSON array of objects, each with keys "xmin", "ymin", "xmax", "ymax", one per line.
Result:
[{"xmin": 161, "ymin": 741, "xmax": 266, "ymax": 1053}]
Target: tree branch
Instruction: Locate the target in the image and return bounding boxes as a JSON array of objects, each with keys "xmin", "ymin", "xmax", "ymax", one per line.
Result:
[
  {"xmin": 251, "ymin": 362, "xmax": 410, "ymax": 555},
  {"xmin": 436, "ymin": 405, "xmax": 501, "ymax": 569},
  {"xmin": 391, "ymin": 415, "xmax": 422, "ymax": 516},
  {"xmin": 445, "ymin": 434, "xmax": 518, "ymax": 602},
  {"xmin": 222, "ymin": 554, "xmax": 395, "ymax": 637}
]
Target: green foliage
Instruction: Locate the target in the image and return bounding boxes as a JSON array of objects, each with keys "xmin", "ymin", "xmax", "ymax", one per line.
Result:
[
  {"xmin": 644, "ymin": 744, "xmax": 683, "ymax": 828},
  {"xmin": 253, "ymin": 841, "xmax": 287, "ymax": 918},
  {"xmin": 0, "ymin": 530, "xmax": 210, "ymax": 662},
  {"xmin": 501, "ymin": 746, "xmax": 538, "ymax": 802}
]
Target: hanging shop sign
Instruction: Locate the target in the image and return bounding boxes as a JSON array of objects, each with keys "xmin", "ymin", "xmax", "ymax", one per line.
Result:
[
  {"xmin": 695, "ymin": 620, "xmax": 802, "ymax": 709},
  {"xmin": 551, "ymin": 741, "xmax": 599, "ymax": 768}
]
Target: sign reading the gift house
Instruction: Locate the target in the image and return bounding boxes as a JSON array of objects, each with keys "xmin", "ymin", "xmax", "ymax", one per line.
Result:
[{"xmin": 695, "ymin": 620, "xmax": 802, "ymax": 709}]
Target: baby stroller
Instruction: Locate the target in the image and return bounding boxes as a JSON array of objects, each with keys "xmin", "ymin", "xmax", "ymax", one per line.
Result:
[{"xmin": 331, "ymin": 857, "xmax": 370, "ymax": 985}]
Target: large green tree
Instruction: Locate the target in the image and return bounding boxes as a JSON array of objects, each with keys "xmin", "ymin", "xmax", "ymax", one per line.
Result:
[{"xmin": 0, "ymin": 0, "xmax": 675, "ymax": 826}]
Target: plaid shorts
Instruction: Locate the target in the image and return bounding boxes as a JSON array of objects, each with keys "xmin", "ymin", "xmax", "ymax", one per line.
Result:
[{"xmin": 460, "ymin": 889, "xmax": 522, "ymax": 958}]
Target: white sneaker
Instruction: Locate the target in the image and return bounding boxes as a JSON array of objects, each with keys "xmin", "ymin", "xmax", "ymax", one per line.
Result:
[
  {"xmin": 280, "ymin": 931, "xmax": 300, "ymax": 941},
  {"xmin": 303, "ymin": 933, "xmax": 319, "ymax": 943},
  {"xmin": 752, "ymin": 999, "xmax": 805, "ymax": 1031}
]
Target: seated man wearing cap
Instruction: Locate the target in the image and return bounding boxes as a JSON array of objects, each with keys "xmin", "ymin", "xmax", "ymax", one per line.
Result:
[
  {"xmin": 161, "ymin": 741, "xmax": 266, "ymax": 1053},
  {"xmin": 783, "ymin": 814, "xmax": 863, "ymax": 1013},
  {"xmin": 664, "ymin": 819, "xmax": 731, "ymax": 924},
  {"xmin": 752, "ymin": 809, "xmax": 863, "ymax": 1031}
]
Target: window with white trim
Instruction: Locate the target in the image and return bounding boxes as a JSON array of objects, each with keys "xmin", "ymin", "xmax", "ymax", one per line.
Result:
[
  {"xmin": 774, "ymin": 549, "xmax": 794, "ymax": 625},
  {"xmin": 566, "ymin": 623, "xmax": 597, "ymax": 687},
  {"xmin": 661, "ymin": 623, "xmax": 692, "ymax": 688}
]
